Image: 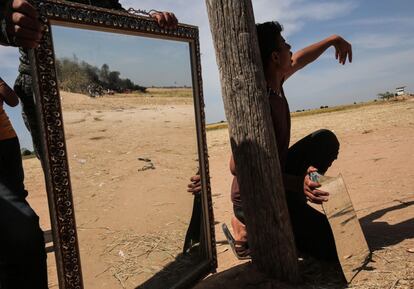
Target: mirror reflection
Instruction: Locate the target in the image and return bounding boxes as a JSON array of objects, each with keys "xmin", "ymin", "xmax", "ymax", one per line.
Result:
[{"xmin": 52, "ymin": 25, "xmax": 202, "ymax": 288}]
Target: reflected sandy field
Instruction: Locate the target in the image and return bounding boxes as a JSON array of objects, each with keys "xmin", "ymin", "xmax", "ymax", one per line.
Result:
[{"xmin": 60, "ymin": 89, "xmax": 198, "ymax": 288}]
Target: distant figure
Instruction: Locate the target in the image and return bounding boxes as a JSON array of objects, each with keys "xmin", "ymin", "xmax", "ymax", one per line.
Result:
[
  {"xmin": 87, "ymin": 83, "xmax": 104, "ymax": 98},
  {"xmin": 189, "ymin": 21, "xmax": 352, "ymax": 261}
]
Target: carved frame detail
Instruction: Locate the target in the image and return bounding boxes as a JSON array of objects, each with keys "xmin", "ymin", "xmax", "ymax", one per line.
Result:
[{"xmin": 28, "ymin": 1, "xmax": 217, "ymax": 288}]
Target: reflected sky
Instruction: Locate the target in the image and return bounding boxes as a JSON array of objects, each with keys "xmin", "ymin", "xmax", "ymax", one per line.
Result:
[{"xmin": 52, "ymin": 26, "xmax": 192, "ymax": 88}]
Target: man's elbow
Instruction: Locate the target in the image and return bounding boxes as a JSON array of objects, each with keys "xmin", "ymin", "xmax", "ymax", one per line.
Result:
[
  {"xmin": 292, "ymin": 58, "xmax": 306, "ymax": 70},
  {"xmin": 230, "ymin": 164, "xmax": 237, "ymax": 176},
  {"xmin": 229, "ymin": 157, "xmax": 237, "ymax": 176},
  {"xmin": 4, "ymin": 94, "xmax": 19, "ymax": 107},
  {"xmin": 9, "ymin": 99, "xmax": 19, "ymax": 107}
]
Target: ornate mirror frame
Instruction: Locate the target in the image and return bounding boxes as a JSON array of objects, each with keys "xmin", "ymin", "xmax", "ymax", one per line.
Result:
[{"xmin": 28, "ymin": 1, "xmax": 217, "ymax": 288}]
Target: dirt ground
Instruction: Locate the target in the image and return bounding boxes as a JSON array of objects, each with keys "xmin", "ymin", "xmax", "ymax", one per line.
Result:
[
  {"xmin": 23, "ymin": 97, "xmax": 413, "ymax": 288},
  {"xmin": 24, "ymin": 89, "xmax": 200, "ymax": 288}
]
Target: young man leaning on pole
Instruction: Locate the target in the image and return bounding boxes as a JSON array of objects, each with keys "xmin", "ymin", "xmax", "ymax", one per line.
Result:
[{"xmin": 189, "ymin": 21, "xmax": 352, "ymax": 261}]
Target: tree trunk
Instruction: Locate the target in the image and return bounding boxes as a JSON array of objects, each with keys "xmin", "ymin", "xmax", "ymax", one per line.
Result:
[{"xmin": 205, "ymin": 0, "xmax": 299, "ymax": 282}]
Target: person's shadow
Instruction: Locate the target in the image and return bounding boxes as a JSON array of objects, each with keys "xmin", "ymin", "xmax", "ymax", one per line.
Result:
[{"xmin": 358, "ymin": 198, "xmax": 414, "ymax": 251}]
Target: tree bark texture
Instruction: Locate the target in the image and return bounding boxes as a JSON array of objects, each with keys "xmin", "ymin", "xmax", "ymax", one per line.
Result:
[{"xmin": 205, "ymin": 0, "xmax": 299, "ymax": 281}]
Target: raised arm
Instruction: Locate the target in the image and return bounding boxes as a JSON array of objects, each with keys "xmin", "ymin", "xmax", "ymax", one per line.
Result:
[{"xmin": 286, "ymin": 34, "xmax": 352, "ymax": 79}]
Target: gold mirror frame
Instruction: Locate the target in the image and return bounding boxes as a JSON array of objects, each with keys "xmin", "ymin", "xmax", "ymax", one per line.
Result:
[{"xmin": 28, "ymin": 1, "xmax": 217, "ymax": 288}]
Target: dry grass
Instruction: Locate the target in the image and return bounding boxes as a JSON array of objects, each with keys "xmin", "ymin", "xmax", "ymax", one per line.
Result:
[
  {"xmin": 99, "ymin": 88, "xmax": 193, "ymax": 99},
  {"xmin": 97, "ymin": 229, "xmax": 189, "ymax": 288},
  {"xmin": 291, "ymin": 100, "xmax": 383, "ymax": 118},
  {"xmin": 347, "ymin": 247, "xmax": 414, "ymax": 289},
  {"xmin": 145, "ymin": 87, "xmax": 193, "ymax": 98},
  {"xmin": 60, "ymin": 89, "xmax": 194, "ymax": 111},
  {"xmin": 205, "ymin": 98, "xmax": 411, "ymax": 131},
  {"xmin": 206, "ymin": 122, "xmax": 228, "ymax": 131},
  {"xmin": 21, "ymin": 154, "xmax": 37, "ymax": 160},
  {"xmin": 296, "ymin": 246, "xmax": 413, "ymax": 289},
  {"xmin": 195, "ymin": 246, "xmax": 413, "ymax": 289}
]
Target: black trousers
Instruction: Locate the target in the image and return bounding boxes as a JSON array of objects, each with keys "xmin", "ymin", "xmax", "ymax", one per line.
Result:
[
  {"xmin": 0, "ymin": 137, "xmax": 48, "ymax": 289},
  {"xmin": 234, "ymin": 129, "xmax": 340, "ymax": 261}
]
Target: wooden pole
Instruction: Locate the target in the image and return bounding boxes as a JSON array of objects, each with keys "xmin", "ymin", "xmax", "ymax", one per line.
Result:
[{"xmin": 205, "ymin": 0, "xmax": 299, "ymax": 281}]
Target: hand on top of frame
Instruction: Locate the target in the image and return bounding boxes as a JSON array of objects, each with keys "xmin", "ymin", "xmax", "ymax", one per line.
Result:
[
  {"xmin": 329, "ymin": 34, "xmax": 352, "ymax": 65},
  {"xmin": 3, "ymin": 0, "xmax": 44, "ymax": 48},
  {"xmin": 303, "ymin": 166, "xmax": 329, "ymax": 204},
  {"xmin": 187, "ymin": 174, "xmax": 201, "ymax": 195},
  {"xmin": 150, "ymin": 11, "xmax": 178, "ymax": 29},
  {"xmin": 0, "ymin": 78, "xmax": 19, "ymax": 107}
]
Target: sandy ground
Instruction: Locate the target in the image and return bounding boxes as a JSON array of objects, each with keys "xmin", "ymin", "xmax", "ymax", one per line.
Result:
[
  {"xmin": 23, "ymin": 97, "xmax": 413, "ymax": 288},
  {"xmin": 24, "ymin": 90, "xmax": 200, "ymax": 288}
]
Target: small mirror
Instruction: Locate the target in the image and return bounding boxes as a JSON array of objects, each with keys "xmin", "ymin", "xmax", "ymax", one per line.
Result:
[{"xmin": 29, "ymin": 1, "xmax": 216, "ymax": 288}]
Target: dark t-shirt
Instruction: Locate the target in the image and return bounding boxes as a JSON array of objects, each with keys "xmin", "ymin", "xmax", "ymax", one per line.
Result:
[{"xmin": 231, "ymin": 88, "xmax": 291, "ymax": 207}]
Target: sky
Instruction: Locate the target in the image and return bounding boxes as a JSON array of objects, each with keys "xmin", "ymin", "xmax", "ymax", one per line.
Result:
[
  {"xmin": 1, "ymin": 0, "xmax": 413, "ymax": 150},
  {"xmin": 51, "ymin": 26, "xmax": 192, "ymax": 88}
]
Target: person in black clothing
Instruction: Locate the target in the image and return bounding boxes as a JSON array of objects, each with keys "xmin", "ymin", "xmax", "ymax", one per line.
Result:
[
  {"xmin": 1, "ymin": 1, "xmax": 48, "ymax": 288},
  {"xmin": 0, "ymin": 78, "xmax": 48, "ymax": 289}
]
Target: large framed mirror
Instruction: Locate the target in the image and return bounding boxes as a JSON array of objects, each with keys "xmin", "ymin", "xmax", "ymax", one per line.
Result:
[{"xmin": 28, "ymin": 1, "xmax": 217, "ymax": 288}]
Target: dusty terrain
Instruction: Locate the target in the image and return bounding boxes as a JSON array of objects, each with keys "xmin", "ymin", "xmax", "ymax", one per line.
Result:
[
  {"xmin": 24, "ymin": 88, "xmax": 200, "ymax": 288},
  {"xmin": 23, "ymin": 97, "xmax": 413, "ymax": 288}
]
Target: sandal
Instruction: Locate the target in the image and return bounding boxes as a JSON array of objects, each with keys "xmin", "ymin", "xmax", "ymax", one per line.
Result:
[
  {"xmin": 222, "ymin": 223, "xmax": 251, "ymax": 260},
  {"xmin": 235, "ymin": 240, "xmax": 251, "ymax": 258}
]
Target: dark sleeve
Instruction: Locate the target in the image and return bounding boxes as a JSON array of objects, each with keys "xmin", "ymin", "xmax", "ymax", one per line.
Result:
[
  {"xmin": 87, "ymin": 0, "xmax": 124, "ymax": 11},
  {"xmin": 0, "ymin": 0, "xmax": 12, "ymax": 46},
  {"xmin": 111, "ymin": 0, "xmax": 124, "ymax": 11}
]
